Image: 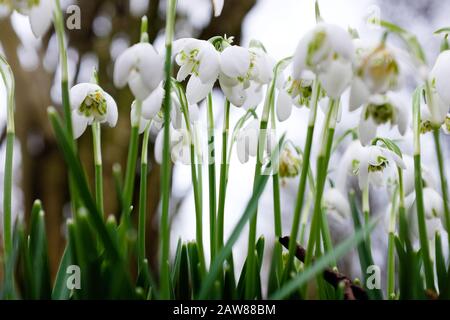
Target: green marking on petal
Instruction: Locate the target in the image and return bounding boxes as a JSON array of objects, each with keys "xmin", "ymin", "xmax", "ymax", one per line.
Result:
[
  {"xmin": 79, "ymin": 90, "xmax": 107, "ymax": 120},
  {"xmin": 306, "ymin": 30, "xmax": 327, "ymax": 67}
]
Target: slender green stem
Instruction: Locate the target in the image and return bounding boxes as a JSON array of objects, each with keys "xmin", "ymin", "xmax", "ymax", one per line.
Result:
[
  {"xmin": 138, "ymin": 122, "xmax": 152, "ymax": 270},
  {"xmin": 175, "ymin": 82, "xmax": 206, "ymax": 274},
  {"xmin": 413, "ymin": 86, "xmax": 435, "ymax": 291},
  {"xmin": 160, "ymin": 0, "xmax": 177, "ymax": 299},
  {"xmin": 53, "ymin": 0, "xmax": 73, "ymax": 141},
  {"xmin": 432, "ymin": 129, "xmax": 450, "ymax": 243},
  {"xmin": 1, "ymin": 55, "xmax": 15, "ymax": 298},
  {"xmin": 122, "ymin": 102, "xmax": 141, "ymax": 216},
  {"xmin": 283, "ymin": 80, "xmax": 320, "ymax": 281},
  {"xmin": 362, "ymin": 184, "xmax": 372, "ymax": 250},
  {"xmin": 207, "ymin": 93, "xmax": 217, "ymax": 261},
  {"xmin": 245, "ymin": 86, "xmax": 274, "ymax": 299},
  {"xmin": 92, "ymin": 122, "xmax": 104, "ymax": 216},
  {"xmin": 216, "ymin": 100, "xmax": 230, "ymax": 252},
  {"xmin": 304, "ymin": 99, "xmax": 336, "ymax": 267}
]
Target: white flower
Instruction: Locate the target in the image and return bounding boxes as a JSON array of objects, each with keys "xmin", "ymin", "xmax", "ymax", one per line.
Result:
[
  {"xmin": 211, "ymin": 0, "xmax": 224, "ymax": 17},
  {"xmin": 430, "ymin": 50, "xmax": 450, "ymax": 106},
  {"xmin": 70, "ymin": 83, "xmax": 118, "ymax": 139},
  {"xmin": 236, "ymin": 118, "xmax": 259, "ymax": 163},
  {"xmin": 154, "ymin": 125, "xmax": 192, "ymax": 165},
  {"xmin": 358, "ymin": 93, "xmax": 409, "ymax": 145},
  {"xmin": 173, "ymin": 38, "xmax": 220, "ymax": 105},
  {"xmin": 419, "ymin": 98, "xmax": 448, "ymax": 133},
  {"xmin": 407, "ymin": 187, "xmax": 445, "ymax": 240},
  {"xmin": 292, "ymin": 23, "xmax": 354, "ymax": 98},
  {"xmin": 323, "ymin": 188, "xmax": 351, "ymax": 225},
  {"xmin": 402, "ymin": 155, "xmax": 436, "ymax": 196},
  {"xmin": 352, "ymin": 144, "xmax": 405, "ymax": 189},
  {"xmin": 1, "ymin": 0, "xmax": 54, "ymax": 37},
  {"xmin": 425, "ymin": 54, "xmax": 450, "ymax": 127},
  {"xmin": 114, "ymin": 43, "xmax": 164, "ymax": 100},
  {"xmin": 349, "ymin": 43, "xmax": 402, "ymax": 110},
  {"xmin": 276, "ymin": 69, "xmax": 314, "ymax": 121},
  {"xmin": 219, "ymin": 45, "xmax": 274, "ymax": 107}
]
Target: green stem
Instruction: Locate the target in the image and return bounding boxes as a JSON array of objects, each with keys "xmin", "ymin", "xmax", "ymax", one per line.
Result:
[
  {"xmin": 413, "ymin": 86, "xmax": 435, "ymax": 291},
  {"xmin": 283, "ymin": 80, "xmax": 320, "ymax": 281},
  {"xmin": 432, "ymin": 129, "xmax": 450, "ymax": 243},
  {"xmin": 304, "ymin": 99, "xmax": 337, "ymax": 268},
  {"xmin": 245, "ymin": 89, "xmax": 273, "ymax": 300},
  {"xmin": 175, "ymin": 82, "xmax": 206, "ymax": 274},
  {"xmin": 160, "ymin": 0, "xmax": 177, "ymax": 299},
  {"xmin": 1, "ymin": 55, "xmax": 15, "ymax": 298},
  {"xmin": 216, "ymin": 100, "xmax": 230, "ymax": 252},
  {"xmin": 138, "ymin": 122, "xmax": 152, "ymax": 269},
  {"xmin": 122, "ymin": 102, "xmax": 141, "ymax": 216},
  {"xmin": 53, "ymin": 0, "xmax": 73, "ymax": 141},
  {"xmin": 207, "ymin": 93, "xmax": 217, "ymax": 261},
  {"xmin": 92, "ymin": 122, "xmax": 104, "ymax": 216}
]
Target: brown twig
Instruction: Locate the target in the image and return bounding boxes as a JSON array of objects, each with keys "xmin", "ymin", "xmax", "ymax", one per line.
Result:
[{"xmin": 279, "ymin": 236, "xmax": 368, "ymax": 300}]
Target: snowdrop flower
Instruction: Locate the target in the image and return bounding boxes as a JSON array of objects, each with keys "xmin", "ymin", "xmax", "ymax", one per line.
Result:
[
  {"xmin": 211, "ymin": 0, "xmax": 224, "ymax": 17},
  {"xmin": 276, "ymin": 70, "xmax": 315, "ymax": 121},
  {"xmin": 349, "ymin": 43, "xmax": 402, "ymax": 110},
  {"xmin": 419, "ymin": 100, "xmax": 448, "ymax": 134},
  {"xmin": 292, "ymin": 23, "xmax": 354, "ymax": 98},
  {"xmin": 407, "ymin": 187, "xmax": 445, "ymax": 240},
  {"xmin": 236, "ymin": 118, "xmax": 259, "ymax": 163},
  {"xmin": 278, "ymin": 147, "xmax": 301, "ymax": 178},
  {"xmin": 351, "ymin": 144, "xmax": 405, "ymax": 189},
  {"xmin": 219, "ymin": 45, "xmax": 274, "ymax": 107},
  {"xmin": 1, "ymin": 0, "xmax": 54, "ymax": 37},
  {"xmin": 114, "ymin": 43, "xmax": 164, "ymax": 100},
  {"xmin": 358, "ymin": 93, "xmax": 409, "ymax": 145},
  {"xmin": 323, "ymin": 188, "xmax": 351, "ymax": 225},
  {"xmin": 154, "ymin": 125, "xmax": 192, "ymax": 165},
  {"xmin": 430, "ymin": 50, "xmax": 450, "ymax": 106},
  {"xmin": 70, "ymin": 83, "xmax": 118, "ymax": 139},
  {"xmin": 425, "ymin": 53, "xmax": 450, "ymax": 127},
  {"xmin": 173, "ymin": 38, "xmax": 220, "ymax": 104}
]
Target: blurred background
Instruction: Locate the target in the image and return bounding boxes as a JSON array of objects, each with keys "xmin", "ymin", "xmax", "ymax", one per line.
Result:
[{"xmin": 0, "ymin": 0, "xmax": 449, "ymax": 286}]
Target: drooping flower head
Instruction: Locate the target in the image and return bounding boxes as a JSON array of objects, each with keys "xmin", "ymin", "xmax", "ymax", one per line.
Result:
[
  {"xmin": 1, "ymin": 0, "xmax": 54, "ymax": 37},
  {"xmin": 114, "ymin": 43, "xmax": 164, "ymax": 100},
  {"xmin": 349, "ymin": 42, "xmax": 402, "ymax": 110},
  {"xmin": 70, "ymin": 83, "xmax": 118, "ymax": 139},
  {"xmin": 219, "ymin": 42, "xmax": 274, "ymax": 107},
  {"xmin": 173, "ymin": 38, "xmax": 220, "ymax": 104},
  {"xmin": 427, "ymin": 50, "xmax": 450, "ymax": 127},
  {"xmin": 350, "ymin": 144, "xmax": 405, "ymax": 189},
  {"xmin": 358, "ymin": 93, "xmax": 409, "ymax": 145},
  {"xmin": 292, "ymin": 23, "xmax": 354, "ymax": 99}
]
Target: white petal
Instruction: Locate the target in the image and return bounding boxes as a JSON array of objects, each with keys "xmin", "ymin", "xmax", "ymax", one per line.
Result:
[
  {"xmin": 276, "ymin": 90, "xmax": 293, "ymax": 121},
  {"xmin": 358, "ymin": 115, "xmax": 378, "ymax": 145},
  {"xmin": 220, "ymin": 46, "xmax": 251, "ymax": 78},
  {"xmin": 71, "ymin": 110, "xmax": 89, "ymax": 139},
  {"xmin": 189, "ymin": 103, "xmax": 200, "ymax": 122},
  {"xmin": 198, "ymin": 42, "xmax": 220, "ymax": 84},
  {"xmin": 114, "ymin": 45, "xmax": 137, "ymax": 88},
  {"xmin": 319, "ymin": 59, "xmax": 352, "ymax": 99},
  {"xmin": 128, "ymin": 71, "xmax": 151, "ymax": 100},
  {"xmin": 212, "ymin": 0, "xmax": 224, "ymax": 17},
  {"xmin": 104, "ymin": 92, "xmax": 118, "ymax": 127},
  {"xmin": 431, "ymin": 50, "xmax": 450, "ymax": 105},
  {"xmin": 176, "ymin": 62, "xmax": 192, "ymax": 82},
  {"xmin": 69, "ymin": 83, "xmax": 101, "ymax": 110},
  {"xmin": 142, "ymin": 85, "xmax": 164, "ymax": 119},
  {"xmin": 423, "ymin": 187, "xmax": 444, "ymax": 220},
  {"xmin": 28, "ymin": 0, "xmax": 53, "ymax": 37},
  {"xmin": 236, "ymin": 135, "xmax": 249, "ymax": 164},
  {"xmin": 349, "ymin": 77, "xmax": 370, "ymax": 111},
  {"xmin": 242, "ymin": 83, "xmax": 263, "ymax": 110},
  {"xmin": 186, "ymin": 76, "xmax": 214, "ymax": 105},
  {"xmin": 325, "ymin": 23, "xmax": 355, "ymax": 61},
  {"xmin": 246, "ymin": 119, "xmax": 260, "ymax": 157},
  {"xmin": 136, "ymin": 43, "xmax": 164, "ymax": 93},
  {"xmin": 219, "ymin": 81, "xmax": 246, "ymax": 107}
]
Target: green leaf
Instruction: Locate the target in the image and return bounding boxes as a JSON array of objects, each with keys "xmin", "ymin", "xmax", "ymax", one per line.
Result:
[
  {"xmin": 434, "ymin": 27, "xmax": 450, "ymax": 35},
  {"xmin": 349, "ymin": 192, "xmax": 383, "ymax": 299},
  {"xmin": 175, "ymin": 244, "xmax": 191, "ymax": 299},
  {"xmin": 270, "ymin": 218, "xmax": 378, "ymax": 299},
  {"xmin": 371, "ymin": 137, "xmax": 403, "ymax": 159},
  {"xmin": 435, "ymin": 232, "xmax": 447, "ymax": 294},
  {"xmin": 51, "ymin": 245, "xmax": 72, "ymax": 300}
]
